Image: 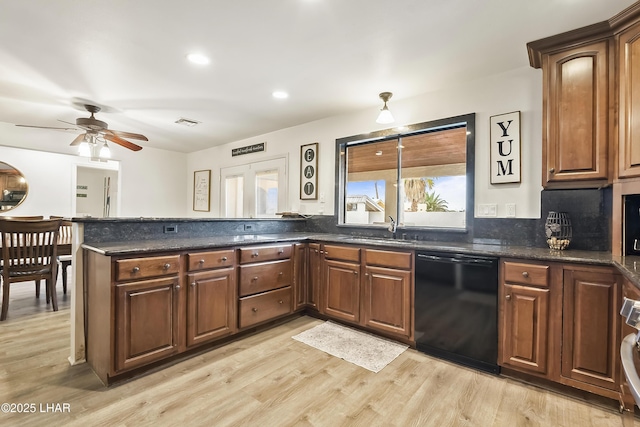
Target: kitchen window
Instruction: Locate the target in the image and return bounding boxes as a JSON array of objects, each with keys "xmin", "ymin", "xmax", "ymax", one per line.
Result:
[{"xmin": 337, "ymin": 113, "xmax": 475, "ymax": 231}]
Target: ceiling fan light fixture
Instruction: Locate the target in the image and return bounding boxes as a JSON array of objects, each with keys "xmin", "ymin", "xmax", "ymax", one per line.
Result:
[
  {"xmin": 99, "ymin": 141, "xmax": 111, "ymax": 159},
  {"xmin": 376, "ymin": 91, "xmax": 395, "ymax": 124},
  {"xmin": 78, "ymin": 141, "xmax": 91, "ymax": 157}
]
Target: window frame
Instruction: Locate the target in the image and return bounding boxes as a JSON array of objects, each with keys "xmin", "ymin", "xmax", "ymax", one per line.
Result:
[{"xmin": 335, "ymin": 113, "xmax": 475, "ymax": 233}]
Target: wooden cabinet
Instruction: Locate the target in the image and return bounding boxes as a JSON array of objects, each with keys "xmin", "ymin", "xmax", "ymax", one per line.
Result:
[
  {"xmin": 115, "ymin": 276, "xmax": 180, "ymax": 372},
  {"xmin": 362, "ymin": 249, "xmax": 412, "ymax": 339},
  {"xmin": 561, "ymin": 265, "xmax": 622, "ymax": 392},
  {"xmin": 620, "ymin": 278, "xmax": 640, "ymax": 410},
  {"xmin": 307, "ymin": 243, "xmax": 321, "ymax": 310},
  {"xmin": 185, "ymin": 251, "xmax": 236, "ymax": 348},
  {"xmin": 499, "ymin": 260, "xmax": 556, "ymax": 376},
  {"xmin": 499, "ymin": 258, "xmax": 623, "ymax": 400},
  {"xmin": 540, "ymin": 40, "xmax": 611, "ymax": 187},
  {"xmin": 618, "ymin": 20, "xmax": 640, "ymax": 178},
  {"xmin": 293, "ymin": 243, "xmax": 308, "ymax": 310},
  {"xmin": 237, "ymin": 244, "xmax": 293, "ymax": 329},
  {"xmin": 321, "ymin": 245, "xmax": 361, "ymax": 323}
]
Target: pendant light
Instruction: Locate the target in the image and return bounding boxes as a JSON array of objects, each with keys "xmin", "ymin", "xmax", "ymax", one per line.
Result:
[{"xmin": 376, "ymin": 92, "xmax": 394, "ymax": 124}]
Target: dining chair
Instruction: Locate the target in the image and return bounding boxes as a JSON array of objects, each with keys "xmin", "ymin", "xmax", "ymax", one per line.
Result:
[
  {"xmin": 0, "ymin": 216, "xmax": 46, "ymax": 297},
  {"xmin": 0, "ymin": 219, "xmax": 61, "ymax": 321},
  {"xmin": 50, "ymin": 216, "xmax": 71, "ymax": 296}
]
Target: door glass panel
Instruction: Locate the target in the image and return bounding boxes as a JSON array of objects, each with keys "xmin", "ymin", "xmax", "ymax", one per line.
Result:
[
  {"xmin": 255, "ymin": 169, "xmax": 278, "ymax": 217},
  {"xmin": 225, "ymin": 175, "xmax": 243, "ymax": 218}
]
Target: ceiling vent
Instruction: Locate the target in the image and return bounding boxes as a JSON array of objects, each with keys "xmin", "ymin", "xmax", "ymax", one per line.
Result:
[{"xmin": 174, "ymin": 118, "xmax": 201, "ymax": 127}]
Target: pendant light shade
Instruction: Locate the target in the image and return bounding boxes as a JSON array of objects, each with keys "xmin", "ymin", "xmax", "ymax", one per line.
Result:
[{"xmin": 376, "ymin": 92, "xmax": 394, "ymax": 124}]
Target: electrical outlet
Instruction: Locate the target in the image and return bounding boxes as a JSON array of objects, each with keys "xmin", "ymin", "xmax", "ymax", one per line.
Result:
[
  {"xmin": 506, "ymin": 203, "xmax": 516, "ymax": 218},
  {"xmin": 163, "ymin": 225, "xmax": 178, "ymax": 233}
]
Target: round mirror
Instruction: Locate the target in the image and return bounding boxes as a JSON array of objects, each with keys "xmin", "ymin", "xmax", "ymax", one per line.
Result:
[{"xmin": 0, "ymin": 162, "xmax": 28, "ymax": 211}]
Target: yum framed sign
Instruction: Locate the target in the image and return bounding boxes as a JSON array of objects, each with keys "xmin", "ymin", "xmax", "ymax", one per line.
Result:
[{"xmin": 490, "ymin": 111, "xmax": 521, "ymax": 184}]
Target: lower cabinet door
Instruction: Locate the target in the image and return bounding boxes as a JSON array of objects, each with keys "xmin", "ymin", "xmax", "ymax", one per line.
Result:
[
  {"xmin": 187, "ymin": 267, "xmax": 236, "ymax": 347},
  {"xmin": 561, "ymin": 267, "xmax": 621, "ymax": 391},
  {"xmin": 500, "ymin": 284, "xmax": 550, "ymax": 375},
  {"xmin": 115, "ymin": 276, "xmax": 180, "ymax": 372},
  {"xmin": 362, "ymin": 266, "xmax": 411, "ymax": 338},
  {"xmin": 323, "ymin": 259, "xmax": 360, "ymax": 323},
  {"xmin": 239, "ymin": 287, "xmax": 292, "ymax": 328}
]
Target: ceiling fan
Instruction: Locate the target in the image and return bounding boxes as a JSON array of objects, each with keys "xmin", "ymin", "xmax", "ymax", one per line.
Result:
[{"xmin": 16, "ymin": 104, "xmax": 147, "ymax": 152}]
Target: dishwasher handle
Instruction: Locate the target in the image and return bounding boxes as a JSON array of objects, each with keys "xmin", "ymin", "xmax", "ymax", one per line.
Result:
[{"xmin": 417, "ymin": 252, "xmax": 496, "ymax": 267}]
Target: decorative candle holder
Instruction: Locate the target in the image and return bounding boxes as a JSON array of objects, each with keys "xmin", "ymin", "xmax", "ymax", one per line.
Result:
[{"xmin": 545, "ymin": 211, "xmax": 572, "ymax": 250}]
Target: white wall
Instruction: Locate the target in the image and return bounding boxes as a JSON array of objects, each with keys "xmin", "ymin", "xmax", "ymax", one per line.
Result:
[
  {"xmin": 187, "ymin": 66, "xmax": 543, "ymax": 219},
  {"xmin": 0, "ymin": 124, "xmax": 189, "ymax": 218}
]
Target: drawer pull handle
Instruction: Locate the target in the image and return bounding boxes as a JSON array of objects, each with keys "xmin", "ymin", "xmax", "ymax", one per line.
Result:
[
  {"xmin": 191, "ymin": 282, "xmax": 197, "ymax": 287},
  {"xmin": 252, "ymin": 276, "xmax": 259, "ymax": 281},
  {"xmin": 505, "ymin": 294, "xmax": 511, "ymax": 301},
  {"xmin": 221, "ymin": 256, "xmax": 228, "ymax": 262},
  {"xmin": 252, "ymin": 307, "xmax": 258, "ymax": 312},
  {"xmin": 131, "ymin": 266, "xmax": 140, "ymax": 273},
  {"xmin": 278, "ymin": 300, "xmax": 283, "ymax": 304},
  {"xmin": 199, "ymin": 259, "xmax": 205, "ymax": 264},
  {"xmin": 252, "ymin": 252, "xmax": 259, "ymax": 257},
  {"xmin": 163, "ymin": 263, "xmax": 171, "ymax": 270},
  {"xmin": 522, "ymin": 271, "xmax": 529, "ymax": 278},
  {"xmin": 278, "ymin": 250, "xmax": 284, "ymax": 254}
]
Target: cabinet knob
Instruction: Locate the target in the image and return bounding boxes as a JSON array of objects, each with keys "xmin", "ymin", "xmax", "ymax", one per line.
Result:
[
  {"xmin": 191, "ymin": 282, "xmax": 197, "ymax": 287},
  {"xmin": 252, "ymin": 307, "xmax": 258, "ymax": 312},
  {"xmin": 175, "ymin": 285, "xmax": 181, "ymax": 290},
  {"xmin": 522, "ymin": 271, "xmax": 529, "ymax": 278},
  {"xmin": 365, "ymin": 273, "xmax": 369, "ymax": 277},
  {"xmin": 163, "ymin": 263, "xmax": 171, "ymax": 270},
  {"xmin": 252, "ymin": 252, "xmax": 259, "ymax": 257},
  {"xmin": 278, "ymin": 300, "xmax": 283, "ymax": 304},
  {"xmin": 131, "ymin": 266, "xmax": 140, "ymax": 273},
  {"xmin": 278, "ymin": 250, "xmax": 284, "ymax": 254},
  {"xmin": 314, "ymin": 249, "xmax": 318, "ymax": 253},
  {"xmin": 221, "ymin": 256, "xmax": 228, "ymax": 262},
  {"xmin": 549, "ymin": 168, "xmax": 555, "ymax": 174},
  {"xmin": 324, "ymin": 251, "xmax": 329, "ymax": 256},
  {"xmin": 353, "ymin": 271, "xmax": 358, "ymax": 275},
  {"xmin": 279, "ymin": 271, "xmax": 283, "ymax": 276},
  {"xmin": 199, "ymin": 259, "xmax": 205, "ymax": 264},
  {"xmin": 505, "ymin": 294, "xmax": 511, "ymax": 301},
  {"xmin": 252, "ymin": 276, "xmax": 259, "ymax": 281}
]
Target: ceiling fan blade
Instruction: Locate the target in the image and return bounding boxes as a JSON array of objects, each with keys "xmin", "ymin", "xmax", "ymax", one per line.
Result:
[
  {"xmin": 104, "ymin": 133, "xmax": 143, "ymax": 151},
  {"xmin": 70, "ymin": 133, "xmax": 86, "ymax": 146},
  {"xmin": 104, "ymin": 129, "xmax": 149, "ymax": 141},
  {"xmin": 58, "ymin": 119, "xmax": 77, "ymax": 126},
  {"xmin": 15, "ymin": 124, "xmax": 77, "ymax": 131}
]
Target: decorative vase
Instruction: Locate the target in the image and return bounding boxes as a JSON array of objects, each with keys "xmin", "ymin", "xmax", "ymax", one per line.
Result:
[{"xmin": 545, "ymin": 211, "xmax": 572, "ymax": 250}]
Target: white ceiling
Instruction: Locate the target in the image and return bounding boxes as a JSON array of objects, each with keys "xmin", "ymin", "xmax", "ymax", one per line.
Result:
[{"xmin": 0, "ymin": 0, "xmax": 635, "ymax": 155}]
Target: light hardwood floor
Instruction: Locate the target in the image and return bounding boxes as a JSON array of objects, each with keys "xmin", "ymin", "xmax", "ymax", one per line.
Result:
[{"xmin": 0, "ymin": 276, "xmax": 636, "ymax": 427}]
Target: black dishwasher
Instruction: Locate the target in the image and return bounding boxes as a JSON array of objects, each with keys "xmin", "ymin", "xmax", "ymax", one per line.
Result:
[{"xmin": 415, "ymin": 251, "xmax": 499, "ymax": 374}]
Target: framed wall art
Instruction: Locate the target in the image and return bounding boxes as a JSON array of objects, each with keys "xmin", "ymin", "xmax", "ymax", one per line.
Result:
[
  {"xmin": 193, "ymin": 169, "xmax": 211, "ymax": 211},
  {"xmin": 300, "ymin": 143, "xmax": 318, "ymax": 200},
  {"xmin": 490, "ymin": 111, "xmax": 521, "ymax": 184}
]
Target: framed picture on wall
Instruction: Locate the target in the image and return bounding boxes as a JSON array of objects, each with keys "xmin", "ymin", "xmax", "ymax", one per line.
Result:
[
  {"xmin": 300, "ymin": 143, "xmax": 318, "ymax": 200},
  {"xmin": 193, "ymin": 169, "xmax": 211, "ymax": 211},
  {"xmin": 490, "ymin": 111, "xmax": 521, "ymax": 184}
]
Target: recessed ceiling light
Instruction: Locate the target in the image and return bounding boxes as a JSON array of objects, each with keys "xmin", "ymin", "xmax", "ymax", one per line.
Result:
[
  {"xmin": 187, "ymin": 53, "xmax": 210, "ymax": 65},
  {"xmin": 272, "ymin": 91, "xmax": 289, "ymax": 99}
]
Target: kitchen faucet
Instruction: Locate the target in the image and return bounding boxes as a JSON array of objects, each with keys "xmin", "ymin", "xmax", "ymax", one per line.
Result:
[{"xmin": 388, "ymin": 216, "xmax": 397, "ymax": 238}]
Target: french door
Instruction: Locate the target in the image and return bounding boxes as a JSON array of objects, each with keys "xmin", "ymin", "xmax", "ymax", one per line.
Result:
[{"xmin": 220, "ymin": 157, "xmax": 287, "ymax": 218}]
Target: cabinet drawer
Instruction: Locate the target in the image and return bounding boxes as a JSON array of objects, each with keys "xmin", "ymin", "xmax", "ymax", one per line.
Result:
[
  {"xmin": 239, "ymin": 244, "xmax": 292, "ymax": 264},
  {"xmin": 323, "ymin": 245, "xmax": 360, "ymax": 262},
  {"xmin": 239, "ymin": 259, "xmax": 292, "ymax": 297},
  {"xmin": 187, "ymin": 249, "xmax": 235, "ymax": 271},
  {"xmin": 503, "ymin": 261, "xmax": 549, "ymax": 287},
  {"xmin": 365, "ymin": 249, "xmax": 411, "ymax": 269},
  {"xmin": 116, "ymin": 255, "xmax": 181, "ymax": 281},
  {"xmin": 239, "ymin": 287, "xmax": 292, "ymax": 328}
]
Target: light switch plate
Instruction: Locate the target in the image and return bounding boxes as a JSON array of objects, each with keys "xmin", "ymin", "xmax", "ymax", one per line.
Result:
[{"xmin": 506, "ymin": 203, "xmax": 516, "ymax": 218}]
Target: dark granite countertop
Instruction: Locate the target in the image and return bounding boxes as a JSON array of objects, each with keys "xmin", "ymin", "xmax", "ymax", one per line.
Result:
[{"xmin": 81, "ymin": 232, "xmax": 640, "ymax": 288}]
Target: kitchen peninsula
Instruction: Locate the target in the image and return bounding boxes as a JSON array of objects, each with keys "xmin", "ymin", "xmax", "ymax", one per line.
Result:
[{"xmin": 74, "ymin": 216, "xmax": 640, "ymax": 410}]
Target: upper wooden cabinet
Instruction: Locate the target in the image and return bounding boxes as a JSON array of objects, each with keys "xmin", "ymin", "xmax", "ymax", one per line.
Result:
[
  {"xmin": 542, "ymin": 40, "xmax": 611, "ymax": 187},
  {"xmin": 528, "ymin": 3, "xmax": 640, "ymax": 187},
  {"xmin": 618, "ymin": 20, "xmax": 640, "ymax": 178}
]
